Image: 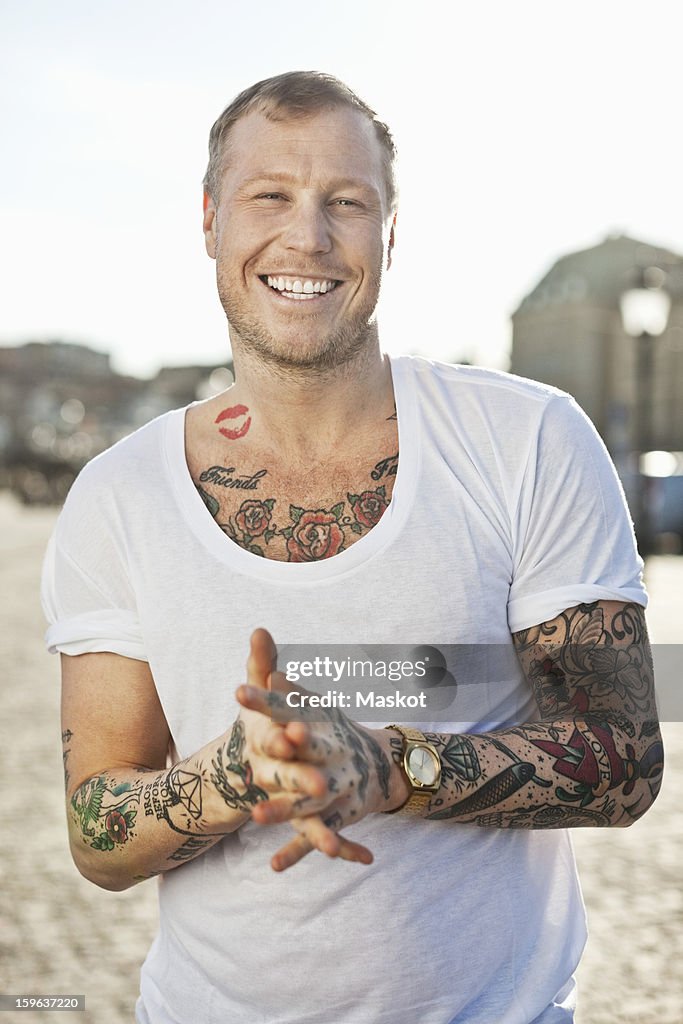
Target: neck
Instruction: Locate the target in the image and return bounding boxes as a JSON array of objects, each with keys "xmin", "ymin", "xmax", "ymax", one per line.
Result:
[{"xmin": 224, "ymin": 335, "xmax": 394, "ymax": 459}]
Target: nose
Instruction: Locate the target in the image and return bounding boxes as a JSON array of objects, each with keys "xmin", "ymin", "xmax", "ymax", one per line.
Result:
[{"xmin": 282, "ymin": 194, "xmax": 332, "ymax": 255}]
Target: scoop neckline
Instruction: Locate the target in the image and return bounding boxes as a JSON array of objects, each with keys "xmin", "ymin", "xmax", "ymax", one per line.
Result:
[{"xmin": 163, "ymin": 354, "xmax": 420, "ymax": 583}]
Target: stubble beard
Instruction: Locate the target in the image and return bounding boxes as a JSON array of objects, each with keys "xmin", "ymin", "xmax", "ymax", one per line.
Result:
[{"xmin": 216, "ymin": 268, "xmax": 383, "ymax": 375}]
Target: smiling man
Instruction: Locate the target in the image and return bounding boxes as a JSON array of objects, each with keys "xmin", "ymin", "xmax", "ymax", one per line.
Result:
[
  {"xmin": 43, "ymin": 72, "xmax": 663, "ymax": 1024},
  {"xmin": 205, "ymin": 102, "xmax": 389, "ymax": 372}
]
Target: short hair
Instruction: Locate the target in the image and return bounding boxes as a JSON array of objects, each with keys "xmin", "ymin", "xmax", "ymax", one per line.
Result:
[{"xmin": 203, "ymin": 71, "xmax": 398, "ymax": 212}]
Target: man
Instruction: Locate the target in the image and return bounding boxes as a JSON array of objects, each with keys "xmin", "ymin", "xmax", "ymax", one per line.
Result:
[{"xmin": 42, "ymin": 72, "xmax": 663, "ymax": 1023}]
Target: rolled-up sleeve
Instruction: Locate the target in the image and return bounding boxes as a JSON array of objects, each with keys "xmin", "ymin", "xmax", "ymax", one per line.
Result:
[
  {"xmin": 41, "ymin": 472, "xmax": 147, "ymax": 662},
  {"xmin": 507, "ymin": 394, "xmax": 647, "ymax": 633}
]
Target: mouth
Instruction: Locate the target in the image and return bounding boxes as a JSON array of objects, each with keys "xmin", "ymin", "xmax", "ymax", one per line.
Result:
[{"xmin": 259, "ymin": 274, "xmax": 341, "ymax": 301}]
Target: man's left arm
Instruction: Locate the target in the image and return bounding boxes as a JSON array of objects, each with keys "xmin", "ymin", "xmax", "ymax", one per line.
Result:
[
  {"xmin": 237, "ymin": 601, "xmax": 663, "ymax": 869},
  {"xmin": 419, "ymin": 599, "xmax": 663, "ymax": 829}
]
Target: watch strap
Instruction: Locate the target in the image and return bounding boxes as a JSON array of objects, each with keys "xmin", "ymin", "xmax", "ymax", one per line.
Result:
[{"xmin": 384, "ymin": 724, "xmax": 440, "ymax": 815}]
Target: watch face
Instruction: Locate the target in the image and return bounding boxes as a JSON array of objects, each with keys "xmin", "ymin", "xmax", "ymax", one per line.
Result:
[{"xmin": 407, "ymin": 744, "xmax": 440, "ymax": 786}]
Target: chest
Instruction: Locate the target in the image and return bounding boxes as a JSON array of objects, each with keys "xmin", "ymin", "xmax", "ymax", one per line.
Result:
[{"xmin": 186, "ymin": 437, "xmax": 399, "ymax": 562}]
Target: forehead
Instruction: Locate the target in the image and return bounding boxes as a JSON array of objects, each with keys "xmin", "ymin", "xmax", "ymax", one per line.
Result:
[{"xmin": 220, "ymin": 106, "xmax": 387, "ymax": 197}]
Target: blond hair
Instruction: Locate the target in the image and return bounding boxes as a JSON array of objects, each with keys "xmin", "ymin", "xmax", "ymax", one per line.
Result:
[{"xmin": 203, "ymin": 71, "xmax": 397, "ymax": 211}]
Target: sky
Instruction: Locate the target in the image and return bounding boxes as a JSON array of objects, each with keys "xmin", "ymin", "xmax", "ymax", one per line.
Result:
[{"xmin": 2, "ymin": 0, "xmax": 683, "ymax": 378}]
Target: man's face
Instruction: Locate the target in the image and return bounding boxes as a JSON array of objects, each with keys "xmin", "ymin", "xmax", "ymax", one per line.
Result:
[{"xmin": 203, "ymin": 105, "xmax": 393, "ymax": 371}]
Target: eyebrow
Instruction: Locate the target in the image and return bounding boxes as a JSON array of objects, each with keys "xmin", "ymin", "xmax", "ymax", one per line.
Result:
[{"xmin": 238, "ymin": 171, "xmax": 381, "ymax": 196}]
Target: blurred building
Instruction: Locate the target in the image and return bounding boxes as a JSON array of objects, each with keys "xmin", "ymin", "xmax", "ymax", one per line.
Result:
[
  {"xmin": 511, "ymin": 234, "xmax": 683, "ymax": 548},
  {"xmin": 0, "ymin": 340, "xmax": 232, "ymax": 504},
  {"xmin": 511, "ymin": 234, "xmax": 683, "ymax": 456}
]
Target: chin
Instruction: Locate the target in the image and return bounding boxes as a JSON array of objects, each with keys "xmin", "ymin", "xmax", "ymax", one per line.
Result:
[{"xmin": 227, "ymin": 311, "xmax": 379, "ymax": 373}]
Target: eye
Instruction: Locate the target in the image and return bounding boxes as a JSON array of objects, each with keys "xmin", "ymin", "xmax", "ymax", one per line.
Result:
[
  {"xmin": 332, "ymin": 198, "xmax": 358, "ymax": 207},
  {"xmin": 257, "ymin": 192, "xmax": 286, "ymax": 201}
]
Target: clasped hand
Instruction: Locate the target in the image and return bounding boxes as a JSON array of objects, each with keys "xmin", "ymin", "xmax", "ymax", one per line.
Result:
[{"xmin": 234, "ymin": 629, "xmax": 404, "ymax": 871}]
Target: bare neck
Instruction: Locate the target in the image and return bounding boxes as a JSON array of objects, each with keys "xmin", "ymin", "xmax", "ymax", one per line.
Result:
[{"xmin": 224, "ymin": 342, "xmax": 395, "ymax": 460}]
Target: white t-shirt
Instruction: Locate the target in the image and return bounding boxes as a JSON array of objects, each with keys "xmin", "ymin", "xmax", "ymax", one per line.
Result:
[{"xmin": 42, "ymin": 356, "xmax": 646, "ymax": 1024}]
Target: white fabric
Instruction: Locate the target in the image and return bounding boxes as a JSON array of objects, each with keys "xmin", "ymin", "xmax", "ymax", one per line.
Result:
[{"xmin": 42, "ymin": 356, "xmax": 646, "ymax": 1024}]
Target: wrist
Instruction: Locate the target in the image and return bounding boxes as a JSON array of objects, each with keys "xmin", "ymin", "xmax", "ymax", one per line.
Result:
[
  {"xmin": 382, "ymin": 727, "xmax": 411, "ymax": 812},
  {"xmin": 201, "ymin": 738, "xmax": 267, "ymax": 828},
  {"xmin": 382, "ymin": 725, "xmax": 441, "ymax": 815}
]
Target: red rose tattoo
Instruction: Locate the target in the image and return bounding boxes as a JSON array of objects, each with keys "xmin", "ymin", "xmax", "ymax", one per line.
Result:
[
  {"xmin": 105, "ymin": 810, "xmax": 128, "ymax": 844},
  {"xmin": 235, "ymin": 499, "xmax": 273, "ymax": 538},
  {"xmin": 348, "ymin": 487, "xmax": 388, "ymax": 529},
  {"xmin": 285, "ymin": 508, "xmax": 345, "ymax": 562}
]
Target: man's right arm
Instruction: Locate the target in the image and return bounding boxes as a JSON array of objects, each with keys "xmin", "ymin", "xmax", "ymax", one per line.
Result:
[{"xmin": 62, "ymin": 650, "xmax": 278, "ymax": 891}]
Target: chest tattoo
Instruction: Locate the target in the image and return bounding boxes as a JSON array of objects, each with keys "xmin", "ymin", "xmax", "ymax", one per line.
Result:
[
  {"xmin": 371, "ymin": 453, "xmax": 398, "ymax": 480},
  {"xmin": 198, "ymin": 465, "xmax": 267, "ymax": 490},
  {"xmin": 194, "ymin": 453, "xmax": 398, "ymax": 561}
]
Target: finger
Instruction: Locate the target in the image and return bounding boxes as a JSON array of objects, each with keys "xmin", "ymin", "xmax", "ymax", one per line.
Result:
[
  {"xmin": 271, "ymin": 833, "xmax": 314, "ymax": 872},
  {"xmin": 236, "ymin": 683, "xmax": 292, "ymax": 722},
  {"xmin": 253, "ymin": 759, "xmax": 327, "ymax": 799},
  {"xmin": 246, "ymin": 628, "xmax": 278, "ymax": 691},
  {"xmin": 251, "ymin": 792, "xmax": 326, "ymax": 825},
  {"xmin": 236, "ymin": 694, "xmax": 326, "ymax": 764},
  {"xmin": 271, "ymin": 817, "xmax": 373, "ymax": 872},
  {"xmin": 284, "ymin": 722, "xmax": 336, "ymax": 763},
  {"xmin": 294, "ymin": 815, "xmax": 374, "ymax": 864},
  {"xmin": 283, "ymin": 720, "xmax": 311, "ymax": 747},
  {"xmin": 259, "ymin": 723, "xmax": 299, "ymax": 761}
]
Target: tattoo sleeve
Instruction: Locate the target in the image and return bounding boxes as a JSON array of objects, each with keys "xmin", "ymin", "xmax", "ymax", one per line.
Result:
[
  {"xmin": 65, "ymin": 721, "xmax": 261, "ymax": 890},
  {"xmin": 422, "ymin": 602, "xmax": 663, "ymax": 828}
]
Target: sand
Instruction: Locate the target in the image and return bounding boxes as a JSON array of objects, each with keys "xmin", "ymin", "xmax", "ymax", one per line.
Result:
[{"xmin": 0, "ymin": 493, "xmax": 680, "ymax": 1023}]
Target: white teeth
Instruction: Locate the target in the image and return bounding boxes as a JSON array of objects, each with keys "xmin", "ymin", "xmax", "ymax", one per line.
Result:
[{"xmin": 264, "ymin": 276, "xmax": 337, "ymax": 295}]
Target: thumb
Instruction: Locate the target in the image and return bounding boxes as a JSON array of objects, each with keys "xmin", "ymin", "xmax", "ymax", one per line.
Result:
[{"xmin": 246, "ymin": 628, "xmax": 278, "ymax": 691}]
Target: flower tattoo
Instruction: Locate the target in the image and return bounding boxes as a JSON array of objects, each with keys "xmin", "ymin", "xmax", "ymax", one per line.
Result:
[{"xmin": 283, "ymin": 505, "xmax": 346, "ymax": 562}]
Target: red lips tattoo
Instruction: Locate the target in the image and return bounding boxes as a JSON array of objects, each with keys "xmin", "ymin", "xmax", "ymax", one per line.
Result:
[{"xmin": 215, "ymin": 404, "xmax": 252, "ymax": 440}]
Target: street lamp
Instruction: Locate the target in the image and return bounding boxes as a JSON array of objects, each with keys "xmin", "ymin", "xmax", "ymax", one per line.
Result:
[{"xmin": 619, "ymin": 266, "xmax": 671, "ymax": 557}]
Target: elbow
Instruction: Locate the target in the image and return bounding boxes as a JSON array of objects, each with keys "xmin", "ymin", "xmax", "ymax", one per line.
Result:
[
  {"xmin": 621, "ymin": 776, "xmax": 663, "ymax": 827},
  {"xmin": 69, "ymin": 840, "xmax": 139, "ymax": 892},
  {"xmin": 619, "ymin": 729, "xmax": 665, "ymax": 827}
]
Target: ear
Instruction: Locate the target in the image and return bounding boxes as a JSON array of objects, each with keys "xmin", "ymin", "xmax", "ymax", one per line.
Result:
[
  {"xmin": 386, "ymin": 212, "xmax": 397, "ymax": 270},
  {"xmin": 203, "ymin": 190, "xmax": 217, "ymax": 259}
]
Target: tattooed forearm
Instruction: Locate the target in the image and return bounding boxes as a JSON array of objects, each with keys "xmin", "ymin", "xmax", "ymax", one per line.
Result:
[
  {"xmin": 422, "ymin": 602, "xmax": 663, "ymax": 828},
  {"xmin": 65, "ymin": 726, "xmax": 260, "ymax": 889},
  {"xmin": 424, "ymin": 716, "xmax": 663, "ymax": 827},
  {"xmin": 428, "ymin": 762, "xmax": 535, "ymax": 820}
]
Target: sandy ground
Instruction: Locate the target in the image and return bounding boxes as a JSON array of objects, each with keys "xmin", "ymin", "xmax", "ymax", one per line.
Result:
[{"xmin": 0, "ymin": 492, "xmax": 681, "ymax": 1024}]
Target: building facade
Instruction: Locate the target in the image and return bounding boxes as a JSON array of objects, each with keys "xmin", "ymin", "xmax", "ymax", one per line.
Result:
[{"xmin": 511, "ymin": 234, "xmax": 683, "ymax": 461}]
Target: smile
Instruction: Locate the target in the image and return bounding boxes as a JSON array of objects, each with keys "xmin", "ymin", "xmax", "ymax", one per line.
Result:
[{"xmin": 259, "ymin": 275, "xmax": 340, "ymax": 301}]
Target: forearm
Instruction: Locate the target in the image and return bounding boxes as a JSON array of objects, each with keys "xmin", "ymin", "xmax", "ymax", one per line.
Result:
[
  {"xmin": 407, "ymin": 716, "xmax": 663, "ymax": 828},
  {"xmin": 67, "ymin": 722, "xmax": 265, "ymax": 890}
]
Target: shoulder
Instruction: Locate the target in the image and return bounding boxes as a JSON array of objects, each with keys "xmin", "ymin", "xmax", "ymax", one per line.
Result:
[
  {"xmin": 391, "ymin": 354, "xmax": 568, "ymax": 405},
  {"xmin": 390, "ymin": 354, "xmax": 584, "ymax": 443},
  {"xmin": 57, "ymin": 407, "xmax": 185, "ymax": 531},
  {"xmin": 71, "ymin": 407, "xmax": 182, "ymax": 490}
]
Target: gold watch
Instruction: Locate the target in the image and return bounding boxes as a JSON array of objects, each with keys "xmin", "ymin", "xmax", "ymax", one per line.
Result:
[{"xmin": 384, "ymin": 724, "xmax": 441, "ymax": 814}]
